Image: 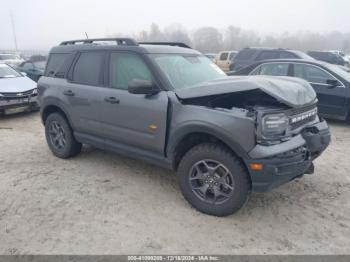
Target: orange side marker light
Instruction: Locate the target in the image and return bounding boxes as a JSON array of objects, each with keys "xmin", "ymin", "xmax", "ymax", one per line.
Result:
[{"xmin": 250, "ymin": 163, "xmax": 263, "ymax": 171}]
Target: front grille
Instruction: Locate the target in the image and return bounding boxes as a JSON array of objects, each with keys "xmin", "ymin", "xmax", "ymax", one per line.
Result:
[
  {"xmin": 287, "ymin": 105, "xmax": 318, "ymax": 130},
  {"xmin": 1, "ymin": 90, "xmax": 34, "ymax": 99}
]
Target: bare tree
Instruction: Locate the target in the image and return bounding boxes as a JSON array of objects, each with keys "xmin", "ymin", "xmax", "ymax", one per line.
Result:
[
  {"xmin": 108, "ymin": 23, "xmax": 350, "ymax": 54},
  {"xmin": 193, "ymin": 27, "xmax": 223, "ymax": 53}
]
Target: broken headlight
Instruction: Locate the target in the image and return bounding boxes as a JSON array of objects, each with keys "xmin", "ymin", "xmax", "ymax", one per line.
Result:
[{"xmin": 262, "ymin": 113, "xmax": 289, "ymax": 136}]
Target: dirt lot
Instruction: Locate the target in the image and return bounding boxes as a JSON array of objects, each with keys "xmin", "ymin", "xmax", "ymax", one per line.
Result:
[{"xmin": 0, "ymin": 112, "xmax": 349, "ymax": 255}]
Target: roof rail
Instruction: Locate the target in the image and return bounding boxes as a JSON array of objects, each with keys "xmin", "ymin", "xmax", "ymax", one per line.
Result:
[
  {"xmin": 139, "ymin": 42, "xmax": 192, "ymax": 49},
  {"xmin": 59, "ymin": 38, "xmax": 138, "ymax": 46}
]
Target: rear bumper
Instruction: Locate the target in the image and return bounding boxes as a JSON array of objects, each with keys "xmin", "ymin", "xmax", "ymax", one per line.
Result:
[
  {"xmin": 0, "ymin": 96, "xmax": 39, "ymax": 115},
  {"xmin": 245, "ymin": 120, "xmax": 330, "ymax": 192}
]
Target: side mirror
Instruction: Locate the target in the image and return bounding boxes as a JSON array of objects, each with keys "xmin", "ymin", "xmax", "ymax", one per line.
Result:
[
  {"xmin": 21, "ymin": 72, "xmax": 27, "ymax": 76},
  {"xmin": 128, "ymin": 79, "xmax": 159, "ymax": 95},
  {"xmin": 326, "ymin": 79, "xmax": 340, "ymax": 88}
]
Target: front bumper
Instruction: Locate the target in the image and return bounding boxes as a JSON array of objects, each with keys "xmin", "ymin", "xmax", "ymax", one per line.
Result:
[
  {"xmin": 0, "ymin": 95, "xmax": 39, "ymax": 115},
  {"xmin": 245, "ymin": 120, "xmax": 331, "ymax": 192}
]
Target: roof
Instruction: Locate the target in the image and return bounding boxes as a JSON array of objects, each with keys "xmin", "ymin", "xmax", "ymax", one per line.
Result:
[{"xmin": 251, "ymin": 58, "xmax": 328, "ymax": 67}]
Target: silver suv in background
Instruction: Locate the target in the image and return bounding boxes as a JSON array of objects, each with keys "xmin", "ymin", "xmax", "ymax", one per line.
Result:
[
  {"xmin": 0, "ymin": 53, "xmax": 24, "ymax": 66},
  {"xmin": 38, "ymin": 38, "xmax": 330, "ymax": 216}
]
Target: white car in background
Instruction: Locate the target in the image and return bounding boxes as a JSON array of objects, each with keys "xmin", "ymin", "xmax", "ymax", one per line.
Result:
[
  {"xmin": 0, "ymin": 64, "xmax": 39, "ymax": 115},
  {"xmin": 0, "ymin": 53, "xmax": 24, "ymax": 66}
]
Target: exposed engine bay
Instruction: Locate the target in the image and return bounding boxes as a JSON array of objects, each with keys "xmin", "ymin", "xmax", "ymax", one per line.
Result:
[{"xmin": 181, "ymin": 89, "xmax": 289, "ymax": 114}]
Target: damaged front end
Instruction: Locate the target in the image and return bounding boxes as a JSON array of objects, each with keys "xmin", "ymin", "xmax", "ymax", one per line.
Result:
[{"xmin": 175, "ymin": 76, "xmax": 331, "ymax": 192}]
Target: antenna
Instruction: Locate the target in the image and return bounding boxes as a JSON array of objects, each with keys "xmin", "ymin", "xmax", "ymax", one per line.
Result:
[
  {"xmin": 10, "ymin": 10, "xmax": 18, "ymax": 51},
  {"xmin": 85, "ymin": 32, "xmax": 89, "ymax": 39}
]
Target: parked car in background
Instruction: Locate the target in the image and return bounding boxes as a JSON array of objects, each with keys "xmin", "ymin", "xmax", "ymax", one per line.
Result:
[
  {"xmin": 38, "ymin": 38, "xmax": 330, "ymax": 216},
  {"xmin": 0, "ymin": 63, "xmax": 39, "ymax": 115},
  {"xmin": 229, "ymin": 59, "xmax": 350, "ymax": 121},
  {"xmin": 16, "ymin": 60, "xmax": 46, "ymax": 82},
  {"xmin": 216, "ymin": 51, "xmax": 237, "ymax": 72},
  {"xmin": 307, "ymin": 51, "xmax": 349, "ymax": 68},
  {"xmin": 230, "ymin": 47, "xmax": 314, "ymax": 72},
  {"xmin": 204, "ymin": 53, "xmax": 217, "ymax": 62},
  {"xmin": 29, "ymin": 55, "xmax": 47, "ymax": 62},
  {"xmin": 329, "ymin": 50, "xmax": 349, "ymax": 61},
  {"xmin": 0, "ymin": 53, "xmax": 24, "ymax": 66}
]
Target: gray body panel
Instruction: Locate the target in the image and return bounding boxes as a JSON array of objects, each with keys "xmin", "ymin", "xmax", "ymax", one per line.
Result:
[
  {"xmin": 166, "ymin": 92, "xmax": 256, "ymax": 160},
  {"xmin": 98, "ymin": 88, "xmax": 169, "ymax": 154}
]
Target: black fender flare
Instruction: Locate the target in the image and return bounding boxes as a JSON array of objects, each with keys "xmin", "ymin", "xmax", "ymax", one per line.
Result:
[
  {"xmin": 166, "ymin": 121, "xmax": 249, "ymax": 161},
  {"xmin": 41, "ymin": 98, "xmax": 74, "ymax": 129}
]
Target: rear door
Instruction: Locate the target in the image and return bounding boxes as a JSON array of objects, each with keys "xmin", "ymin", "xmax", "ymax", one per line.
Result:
[
  {"xmin": 291, "ymin": 63, "xmax": 347, "ymax": 118},
  {"xmin": 64, "ymin": 51, "xmax": 106, "ymax": 137},
  {"xmin": 99, "ymin": 51, "xmax": 168, "ymax": 154}
]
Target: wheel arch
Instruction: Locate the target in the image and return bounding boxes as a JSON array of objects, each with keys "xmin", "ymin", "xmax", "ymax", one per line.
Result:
[
  {"xmin": 41, "ymin": 104, "xmax": 73, "ymax": 128},
  {"xmin": 167, "ymin": 124, "xmax": 249, "ymax": 171}
]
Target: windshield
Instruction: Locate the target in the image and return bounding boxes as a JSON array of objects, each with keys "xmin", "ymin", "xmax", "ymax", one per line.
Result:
[
  {"xmin": 0, "ymin": 64, "xmax": 22, "ymax": 78},
  {"xmin": 326, "ymin": 63, "xmax": 350, "ymax": 82},
  {"xmin": 0, "ymin": 54, "xmax": 19, "ymax": 60},
  {"xmin": 150, "ymin": 54, "xmax": 226, "ymax": 89},
  {"xmin": 33, "ymin": 61, "xmax": 46, "ymax": 70}
]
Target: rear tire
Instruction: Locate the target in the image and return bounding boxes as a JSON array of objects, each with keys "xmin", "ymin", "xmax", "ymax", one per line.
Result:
[
  {"xmin": 45, "ymin": 113, "xmax": 82, "ymax": 159},
  {"xmin": 177, "ymin": 143, "xmax": 251, "ymax": 217}
]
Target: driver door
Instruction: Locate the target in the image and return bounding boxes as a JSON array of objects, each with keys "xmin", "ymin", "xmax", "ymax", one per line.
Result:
[{"xmin": 99, "ymin": 52, "xmax": 168, "ymax": 154}]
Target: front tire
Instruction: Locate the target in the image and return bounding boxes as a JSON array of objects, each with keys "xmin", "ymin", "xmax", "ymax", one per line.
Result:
[
  {"xmin": 177, "ymin": 143, "xmax": 251, "ymax": 217},
  {"xmin": 45, "ymin": 113, "xmax": 82, "ymax": 159}
]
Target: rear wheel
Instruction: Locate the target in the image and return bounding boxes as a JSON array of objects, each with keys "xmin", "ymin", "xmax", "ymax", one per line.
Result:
[
  {"xmin": 45, "ymin": 113, "xmax": 82, "ymax": 158},
  {"xmin": 177, "ymin": 143, "xmax": 251, "ymax": 216}
]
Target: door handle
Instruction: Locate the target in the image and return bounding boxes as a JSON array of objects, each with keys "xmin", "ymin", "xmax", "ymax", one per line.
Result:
[
  {"xmin": 63, "ymin": 90, "xmax": 75, "ymax": 96},
  {"xmin": 104, "ymin": 96, "xmax": 120, "ymax": 104}
]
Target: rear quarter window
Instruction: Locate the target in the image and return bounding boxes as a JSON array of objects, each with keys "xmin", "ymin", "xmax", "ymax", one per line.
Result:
[{"xmin": 45, "ymin": 53, "xmax": 69, "ymax": 77}]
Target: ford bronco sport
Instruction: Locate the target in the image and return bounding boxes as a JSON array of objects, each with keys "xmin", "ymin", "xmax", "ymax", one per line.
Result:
[{"xmin": 38, "ymin": 38, "xmax": 330, "ymax": 216}]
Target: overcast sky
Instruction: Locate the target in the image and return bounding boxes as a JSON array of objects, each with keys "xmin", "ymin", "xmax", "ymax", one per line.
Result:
[{"xmin": 1, "ymin": 0, "xmax": 349, "ymax": 50}]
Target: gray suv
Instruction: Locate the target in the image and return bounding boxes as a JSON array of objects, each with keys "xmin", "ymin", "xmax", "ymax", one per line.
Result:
[{"xmin": 38, "ymin": 38, "xmax": 331, "ymax": 216}]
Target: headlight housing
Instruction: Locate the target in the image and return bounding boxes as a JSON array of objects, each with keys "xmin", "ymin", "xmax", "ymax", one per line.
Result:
[
  {"xmin": 262, "ymin": 113, "xmax": 289, "ymax": 137},
  {"xmin": 32, "ymin": 88, "xmax": 38, "ymax": 95}
]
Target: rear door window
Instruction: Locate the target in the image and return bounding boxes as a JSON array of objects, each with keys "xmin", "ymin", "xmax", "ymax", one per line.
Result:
[
  {"xmin": 250, "ymin": 63, "xmax": 289, "ymax": 76},
  {"xmin": 72, "ymin": 52, "xmax": 105, "ymax": 85}
]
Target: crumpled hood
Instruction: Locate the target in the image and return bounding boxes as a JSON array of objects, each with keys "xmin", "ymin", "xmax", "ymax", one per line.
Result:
[
  {"xmin": 175, "ymin": 76, "xmax": 317, "ymax": 108},
  {"xmin": 0, "ymin": 76, "xmax": 36, "ymax": 93}
]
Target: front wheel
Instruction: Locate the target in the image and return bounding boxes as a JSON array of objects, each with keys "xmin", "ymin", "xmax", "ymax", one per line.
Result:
[{"xmin": 177, "ymin": 143, "xmax": 251, "ymax": 217}]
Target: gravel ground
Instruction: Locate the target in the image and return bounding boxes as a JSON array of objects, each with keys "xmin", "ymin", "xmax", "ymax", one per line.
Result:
[{"xmin": 0, "ymin": 112, "xmax": 349, "ymax": 255}]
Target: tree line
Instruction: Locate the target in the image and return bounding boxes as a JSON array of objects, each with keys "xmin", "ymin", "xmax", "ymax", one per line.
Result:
[{"xmin": 109, "ymin": 23, "xmax": 350, "ymax": 54}]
